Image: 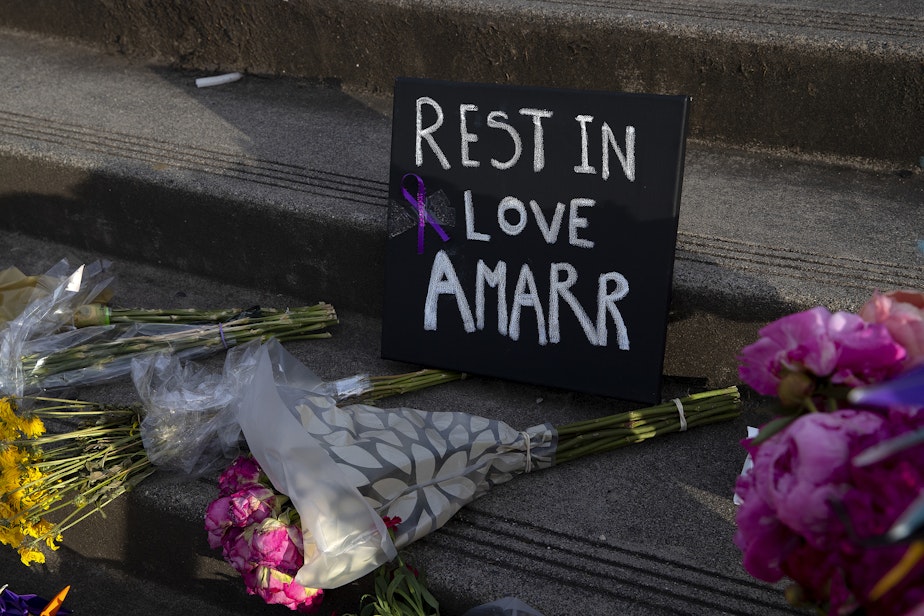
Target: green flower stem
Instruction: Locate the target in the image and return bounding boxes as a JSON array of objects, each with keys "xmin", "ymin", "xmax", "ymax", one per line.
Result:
[
  {"xmin": 76, "ymin": 305, "xmax": 287, "ymax": 327},
  {"xmin": 35, "ymin": 463, "xmax": 156, "ymax": 542},
  {"xmin": 352, "ymin": 370, "xmax": 467, "ymax": 403},
  {"xmin": 29, "ymin": 409, "xmax": 133, "ymax": 418},
  {"xmin": 12, "ymin": 443, "xmax": 143, "ymax": 504},
  {"xmin": 554, "ymin": 387, "xmax": 741, "ymax": 465},
  {"xmin": 21, "ymin": 304, "xmax": 338, "ymax": 385},
  {"xmin": 18, "ymin": 447, "xmax": 151, "ymax": 525},
  {"xmin": 22, "ymin": 397, "xmax": 97, "ymax": 411},
  {"xmin": 20, "ymin": 422, "xmax": 138, "ymax": 445}
]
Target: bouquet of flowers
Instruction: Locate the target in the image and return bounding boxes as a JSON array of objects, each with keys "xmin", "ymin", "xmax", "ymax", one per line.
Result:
[
  {"xmin": 733, "ymin": 290, "xmax": 924, "ymax": 615},
  {"xmin": 0, "ymin": 395, "xmax": 153, "ymax": 565},
  {"xmin": 206, "ymin": 455, "xmax": 441, "ymax": 615},
  {"xmin": 204, "ymin": 454, "xmax": 325, "ymax": 613},
  {"xmin": 208, "ymin": 338, "xmax": 741, "ymax": 609},
  {"xmin": 0, "ymin": 259, "xmax": 338, "ymax": 396}
]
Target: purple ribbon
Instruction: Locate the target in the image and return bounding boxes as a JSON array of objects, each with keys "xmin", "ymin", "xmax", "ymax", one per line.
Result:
[{"xmin": 401, "ymin": 173, "xmax": 450, "ymax": 254}]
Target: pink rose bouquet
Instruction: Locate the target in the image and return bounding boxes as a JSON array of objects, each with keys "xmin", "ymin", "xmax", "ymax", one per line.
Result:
[
  {"xmin": 204, "ymin": 454, "xmax": 323, "ymax": 613},
  {"xmin": 207, "ymin": 457, "xmax": 440, "ymax": 616},
  {"xmin": 734, "ymin": 290, "xmax": 924, "ymax": 615}
]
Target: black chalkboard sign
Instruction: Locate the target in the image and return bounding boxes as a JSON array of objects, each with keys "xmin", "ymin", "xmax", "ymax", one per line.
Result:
[{"xmin": 382, "ymin": 78, "xmax": 690, "ymax": 403}]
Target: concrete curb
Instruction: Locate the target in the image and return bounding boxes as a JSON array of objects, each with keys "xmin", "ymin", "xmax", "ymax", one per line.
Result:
[{"xmin": 0, "ymin": 1, "xmax": 922, "ymax": 165}]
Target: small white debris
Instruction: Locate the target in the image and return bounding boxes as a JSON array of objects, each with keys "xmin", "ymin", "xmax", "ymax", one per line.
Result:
[{"xmin": 196, "ymin": 72, "xmax": 243, "ymax": 88}]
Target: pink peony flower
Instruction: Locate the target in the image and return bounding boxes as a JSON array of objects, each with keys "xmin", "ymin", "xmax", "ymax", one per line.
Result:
[
  {"xmin": 732, "ymin": 472, "xmax": 801, "ymax": 582},
  {"xmin": 735, "ymin": 408, "xmax": 924, "ymax": 615},
  {"xmin": 204, "ymin": 495, "xmax": 233, "ymax": 549},
  {"xmin": 738, "ymin": 306, "xmax": 905, "ymax": 397},
  {"xmin": 759, "ymin": 411, "xmax": 886, "ymax": 540},
  {"xmin": 205, "ymin": 485, "xmax": 282, "ymax": 567},
  {"xmin": 825, "ymin": 311, "xmax": 909, "ymax": 387},
  {"xmin": 243, "ymin": 565, "xmax": 324, "ymax": 613},
  {"xmin": 218, "ymin": 454, "xmax": 265, "ymax": 496},
  {"xmin": 248, "ymin": 517, "xmax": 304, "ymax": 572},
  {"xmin": 861, "ymin": 290, "xmax": 924, "ymax": 367},
  {"xmin": 223, "ymin": 527, "xmax": 255, "ymax": 574},
  {"xmin": 227, "ymin": 486, "xmax": 277, "ymax": 528},
  {"xmin": 737, "ymin": 411, "xmax": 884, "ymax": 552},
  {"xmin": 207, "ymin": 456, "xmax": 321, "ymax": 613}
]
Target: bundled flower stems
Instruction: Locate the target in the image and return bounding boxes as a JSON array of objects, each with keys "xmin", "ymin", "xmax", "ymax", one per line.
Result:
[
  {"xmin": 0, "ymin": 396, "xmax": 152, "ymax": 566},
  {"xmin": 13, "ymin": 303, "xmax": 338, "ymax": 393},
  {"xmin": 554, "ymin": 387, "xmax": 740, "ymax": 464},
  {"xmin": 71, "ymin": 304, "xmax": 285, "ymax": 327},
  {"xmin": 0, "ymin": 258, "xmax": 341, "ymax": 395}
]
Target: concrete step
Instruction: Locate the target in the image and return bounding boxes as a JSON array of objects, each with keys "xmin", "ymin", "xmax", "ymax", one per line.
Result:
[
  {"xmin": 0, "ymin": 27, "xmax": 921, "ymax": 333},
  {"xmin": 0, "ymin": 0, "xmax": 922, "ymax": 166}
]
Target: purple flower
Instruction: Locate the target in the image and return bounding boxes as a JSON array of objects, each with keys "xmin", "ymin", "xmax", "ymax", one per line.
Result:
[
  {"xmin": 218, "ymin": 454, "xmax": 265, "ymax": 496},
  {"xmin": 738, "ymin": 307, "xmax": 905, "ymax": 398}
]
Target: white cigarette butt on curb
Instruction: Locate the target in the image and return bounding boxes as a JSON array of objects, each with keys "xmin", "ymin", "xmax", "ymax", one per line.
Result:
[{"xmin": 195, "ymin": 72, "xmax": 243, "ymax": 88}]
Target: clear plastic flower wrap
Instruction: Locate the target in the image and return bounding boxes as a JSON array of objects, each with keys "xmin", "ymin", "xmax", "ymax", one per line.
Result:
[
  {"xmin": 132, "ymin": 351, "xmax": 242, "ymax": 476},
  {"xmin": 0, "ymin": 259, "xmax": 88, "ymax": 325},
  {"xmin": 131, "ymin": 341, "xmax": 372, "ymax": 477},
  {"xmin": 18, "ymin": 321, "xmax": 222, "ymax": 393},
  {"xmin": 0, "ymin": 259, "xmax": 113, "ymax": 397},
  {"xmin": 1, "ymin": 280, "xmax": 337, "ymax": 395}
]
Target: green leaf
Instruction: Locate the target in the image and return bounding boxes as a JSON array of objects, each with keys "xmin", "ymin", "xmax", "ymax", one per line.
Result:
[{"xmin": 419, "ymin": 584, "xmax": 440, "ymax": 611}]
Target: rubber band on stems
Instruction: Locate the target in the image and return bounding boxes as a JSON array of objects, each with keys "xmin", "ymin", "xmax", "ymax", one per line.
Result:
[
  {"xmin": 521, "ymin": 431, "xmax": 533, "ymax": 473},
  {"xmin": 672, "ymin": 398, "xmax": 688, "ymax": 431},
  {"xmin": 218, "ymin": 324, "xmax": 229, "ymax": 349}
]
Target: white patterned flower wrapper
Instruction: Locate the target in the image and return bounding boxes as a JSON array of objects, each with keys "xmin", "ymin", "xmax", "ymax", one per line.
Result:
[
  {"xmin": 234, "ymin": 340, "xmax": 557, "ymax": 589},
  {"xmin": 294, "ymin": 397, "xmax": 556, "ymax": 551}
]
